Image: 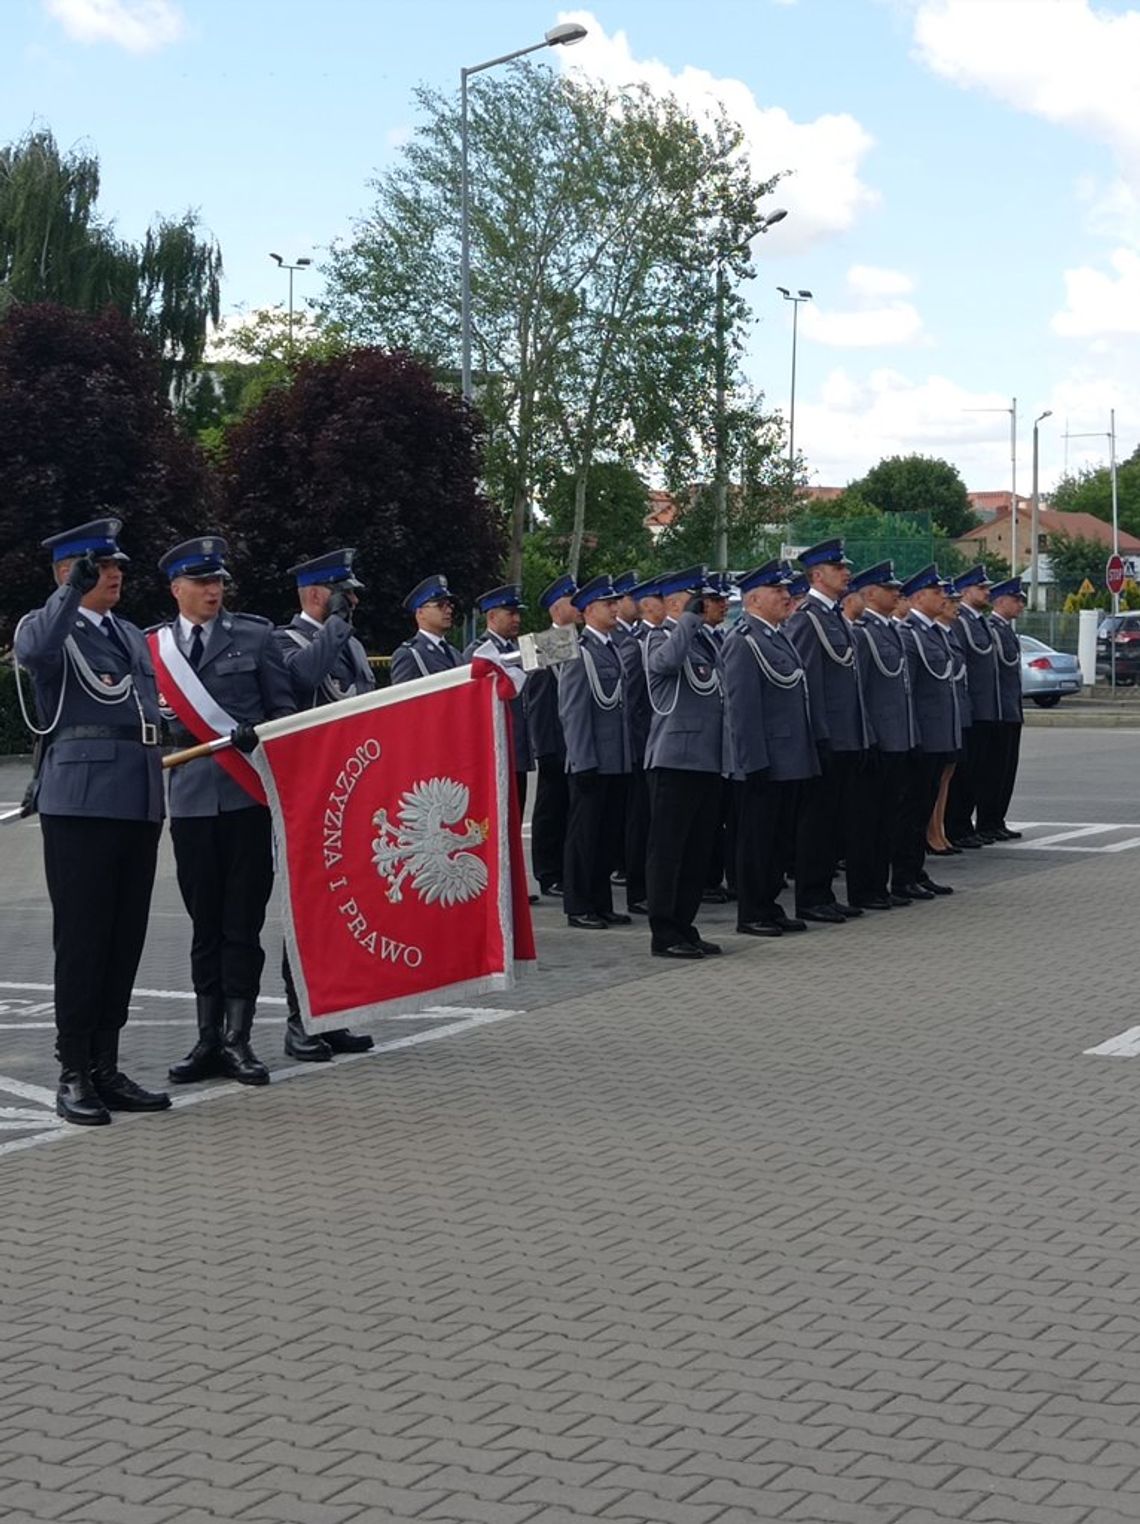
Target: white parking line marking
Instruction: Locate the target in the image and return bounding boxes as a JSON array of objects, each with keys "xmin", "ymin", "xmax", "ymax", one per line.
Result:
[
  {"xmin": 0, "ymin": 981, "xmax": 286, "ymax": 1005},
  {"xmin": 1013, "ymin": 824, "xmax": 1117, "ymax": 849},
  {"xmin": 1085, "ymin": 1026, "xmax": 1140, "ymax": 1057},
  {"xmin": 0, "ymin": 1075, "xmax": 59, "ymax": 1106},
  {"xmin": 0, "ymin": 1131, "xmax": 70, "ymax": 1159}
]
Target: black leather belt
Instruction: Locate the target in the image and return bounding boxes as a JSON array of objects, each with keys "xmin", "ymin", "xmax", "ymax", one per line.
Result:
[{"xmin": 54, "ymin": 724, "xmax": 160, "ymax": 747}]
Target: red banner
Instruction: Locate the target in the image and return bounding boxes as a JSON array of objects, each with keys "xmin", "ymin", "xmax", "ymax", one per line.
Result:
[{"xmin": 253, "ymin": 667, "xmax": 535, "ymax": 1031}]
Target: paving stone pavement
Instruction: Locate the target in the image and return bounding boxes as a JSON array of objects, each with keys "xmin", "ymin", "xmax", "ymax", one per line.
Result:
[{"xmin": 3, "ymin": 734, "xmax": 1140, "ymax": 1522}]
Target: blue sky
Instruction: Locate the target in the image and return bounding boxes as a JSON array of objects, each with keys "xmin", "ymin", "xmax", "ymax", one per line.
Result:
[{"xmin": 8, "ymin": 0, "xmax": 1140, "ymax": 490}]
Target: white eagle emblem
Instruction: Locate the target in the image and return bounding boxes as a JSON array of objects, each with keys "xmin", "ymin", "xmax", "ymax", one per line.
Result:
[{"xmin": 371, "ymin": 777, "xmax": 490, "ymax": 906}]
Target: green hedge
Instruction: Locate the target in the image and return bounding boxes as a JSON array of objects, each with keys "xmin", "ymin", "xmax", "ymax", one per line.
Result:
[{"xmin": 0, "ymin": 663, "xmax": 33, "ymax": 755}]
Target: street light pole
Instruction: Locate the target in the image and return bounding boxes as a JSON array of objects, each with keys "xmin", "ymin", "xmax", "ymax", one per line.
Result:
[
  {"xmin": 1029, "ymin": 409, "xmax": 1052, "ymax": 611},
  {"xmin": 1065, "ymin": 415, "xmax": 1122, "ymax": 687},
  {"xmin": 965, "ymin": 396, "xmax": 1018, "ymax": 570},
  {"xmin": 777, "ymin": 286, "xmax": 812, "ymax": 491},
  {"xmin": 711, "ymin": 210, "xmax": 787, "ymax": 571},
  {"xmin": 460, "ymin": 22, "xmax": 587, "ymax": 402},
  {"xmin": 269, "ymin": 253, "xmax": 311, "ymax": 360}
]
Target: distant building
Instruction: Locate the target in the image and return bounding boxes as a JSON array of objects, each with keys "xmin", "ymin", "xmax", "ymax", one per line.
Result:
[{"xmin": 953, "ymin": 506, "xmax": 1140, "ymax": 575}]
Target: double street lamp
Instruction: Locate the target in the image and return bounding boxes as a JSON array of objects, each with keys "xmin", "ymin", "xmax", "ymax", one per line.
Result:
[
  {"xmin": 1029, "ymin": 409, "xmax": 1052, "ymax": 610},
  {"xmin": 268, "ymin": 252, "xmax": 311, "ymax": 359},
  {"xmin": 460, "ymin": 21, "xmax": 587, "ymax": 402},
  {"xmin": 777, "ymin": 286, "xmax": 812, "ymax": 485}
]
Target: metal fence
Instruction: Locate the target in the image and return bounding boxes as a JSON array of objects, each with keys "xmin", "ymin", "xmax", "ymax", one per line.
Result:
[{"xmin": 1018, "ymin": 613, "xmax": 1083, "ymax": 653}]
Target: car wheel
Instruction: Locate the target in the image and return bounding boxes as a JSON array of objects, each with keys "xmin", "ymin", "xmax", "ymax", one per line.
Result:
[{"xmin": 1033, "ymin": 694, "xmax": 1062, "ymax": 708}]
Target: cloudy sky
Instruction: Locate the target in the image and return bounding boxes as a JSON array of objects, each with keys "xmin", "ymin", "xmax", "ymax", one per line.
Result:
[{"xmin": 9, "ymin": 0, "xmax": 1140, "ymax": 489}]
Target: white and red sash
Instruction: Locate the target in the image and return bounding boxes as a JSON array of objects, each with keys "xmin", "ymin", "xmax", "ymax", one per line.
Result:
[{"xmin": 148, "ymin": 625, "xmax": 266, "ymax": 804}]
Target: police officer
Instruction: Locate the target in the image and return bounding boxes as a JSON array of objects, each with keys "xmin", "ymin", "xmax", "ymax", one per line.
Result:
[
  {"xmin": 643, "ymin": 566, "xmax": 727, "ymax": 959},
  {"xmin": 528, "ymin": 574, "xmax": 580, "ymax": 894},
  {"xmin": 722, "ymin": 560, "xmax": 816, "ymax": 937},
  {"xmin": 15, "ymin": 519, "xmax": 168, "ymax": 1125},
  {"xmin": 946, "ymin": 566, "xmax": 998, "ymax": 848},
  {"xmin": 274, "ymin": 549, "xmax": 376, "ymax": 1063},
  {"xmin": 848, "ymin": 561, "xmax": 916, "ymax": 910},
  {"xmin": 463, "ymin": 585, "xmax": 533, "ymax": 808},
  {"xmin": 893, "ymin": 565, "xmax": 959, "ymax": 901},
  {"xmin": 611, "ymin": 570, "xmax": 641, "ymax": 645},
  {"xmin": 389, "ymin": 574, "xmax": 461, "ymax": 683},
  {"xmin": 981, "ymin": 577, "xmax": 1027, "ymax": 842},
  {"xmin": 158, "ymin": 536, "xmax": 295, "ymax": 1087},
  {"xmin": 558, "ymin": 575, "xmax": 632, "ymax": 929},
  {"xmin": 784, "ymin": 539, "xmax": 869, "ymax": 924}
]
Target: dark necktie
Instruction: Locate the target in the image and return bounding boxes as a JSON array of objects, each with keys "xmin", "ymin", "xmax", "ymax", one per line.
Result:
[
  {"xmin": 101, "ymin": 616, "xmax": 129, "ymax": 660},
  {"xmin": 189, "ymin": 624, "xmax": 205, "ymax": 670}
]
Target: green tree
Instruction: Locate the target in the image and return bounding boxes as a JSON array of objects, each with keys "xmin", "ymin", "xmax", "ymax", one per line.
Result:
[
  {"xmin": 321, "ymin": 67, "xmax": 779, "ymax": 582},
  {"xmin": 1045, "ymin": 529, "xmax": 1120, "ymax": 595},
  {"xmin": 847, "ymin": 454, "xmax": 978, "ymax": 538},
  {"xmin": 1051, "ymin": 447, "xmax": 1140, "ymax": 539},
  {"xmin": 0, "ymin": 128, "xmax": 222, "ymax": 393},
  {"xmin": 541, "ymin": 462, "xmax": 655, "ymax": 581}
]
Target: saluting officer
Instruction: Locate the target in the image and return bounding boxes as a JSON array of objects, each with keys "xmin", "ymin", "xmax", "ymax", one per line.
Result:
[
  {"xmin": 463, "ymin": 585, "xmax": 533, "ymax": 807},
  {"xmin": 15, "ymin": 519, "xmax": 168, "ymax": 1126},
  {"xmin": 389, "ymin": 574, "xmax": 461, "ymax": 683},
  {"xmin": 643, "ymin": 566, "xmax": 728, "ymax": 960},
  {"xmin": 981, "ymin": 577, "xmax": 1027, "ymax": 842},
  {"xmin": 848, "ymin": 561, "xmax": 916, "ymax": 910},
  {"xmin": 157, "ymin": 537, "xmax": 295, "ymax": 1088},
  {"xmin": 617, "ymin": 577, "xmax": 657, "ymax": 916},
  {"xmin": 893, "ymin": 565, "xmax": 959, "ymax": 901},
  {"xmin": 946, "ymin": 566, "xmax": 999, "ymax": 848},
  {"xmin": 558, "ymin": 575, "xmax": 632, "ymax": 929},
  {"xmin": 528, "ymin": 575, "xmax": 580, "ymax": 895},
  {"xmin": 722, "ymin": 560, "xmax": 816, "ymax": 938},
  {"xmin": 274, "ymin": 549, "xmax": 376, "ymax": 1063},
  {"xmin": 784, "ymin": 538, "xmax": 869, "ymax": 924}
]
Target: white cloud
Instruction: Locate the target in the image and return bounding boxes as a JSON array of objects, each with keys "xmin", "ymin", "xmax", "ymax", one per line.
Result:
[
  {"xmin": 555, "ymin": 10, "xmax": 877, "ymax": 251},
  {"xmin": 1053, "ymin": 248, "xmax": 1140, "ymax": 337},
  {"xmin": 796, "ymin": 264, "xmax": 926, "ymax": 348},
  {"xmin": 44, "ymin": 0, "xmax": 185, "ymax": 52}
]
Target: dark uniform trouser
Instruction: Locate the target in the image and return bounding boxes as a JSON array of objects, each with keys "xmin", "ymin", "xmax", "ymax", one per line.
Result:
[
  {"xmin": 646, "ymin": 768, "xmax": 721, "ymax": 949},
  {"xmin": 531, "ymin": 754, "xmax": 568, "ymax": 888},
  {"xmin": 892, "ymin": 752, "xmax": 945, "ymax": 887},
  {"xmin": 981, "ymin": 721, "xmax": 1022, "ymax": 831},
  {"xmin": 847, "ymin": 750, "xmax": 908, "ymax": 902},
  {"xmin": 42, "ymin": 816, "xmax": 161, "ymax": 1069},
  {"xmin": 171, "ymin": 805, "xmax": 274, "ymax": 1000},
  {"xmin": 795, "ymin": 747, "xmax": 861, "ymax": 909},
  {"xmin": 623, "ymin": 764, "xmax": 649, "ymax": 907},
  {"xmin": 563, "ymin": 773, "xmax": 628, "ymax": 918},
  {"xmin": 947, "ymin": 720, "xmax": 990, "ymax": 838},
  {"xmin": 735, "ymin": 777, "xmax": 798, "ymax": 926}
]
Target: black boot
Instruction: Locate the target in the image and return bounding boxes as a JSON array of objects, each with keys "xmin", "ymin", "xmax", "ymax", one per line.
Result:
[
  {"xmin": 323, "ymin": 1028, "xmax": 374, "ymax": 1054},
  {"xmin": 284, "ymin": 1012, "xmax": 332, "ymax": 1062},
  {"xmin": 56, "ymin": 1068, "xmax": 111, "ymax": 1126},
  {"xmin": 219, "ymin": 998, "xmax": 270, "ymax": 1086},
  {"xmin": 169, "ymin": 993, "xmax": 226, "ymax": 1084},
  {"xmin": 91, "ymin": 1030, "xmax": 171, "ymax": 1112}
]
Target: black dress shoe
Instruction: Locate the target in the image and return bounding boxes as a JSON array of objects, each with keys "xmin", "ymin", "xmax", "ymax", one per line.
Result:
[
  {"xmin": 850, "ymin": 896, "xmax": 893, "ymax": 910},
  {"xmin": 284, "ymin": 1013, "xmax": 333, "ymax": 1062},
  {"xmin": 772, "ymin": 914, "xmax": 807, "ymax": 932},
  {"xmin": 918, "ymin": 876, "xmax": 954, "ymax": 896},
  {"xmin": 995, "ymin": 826, "xmax": 1022, "ymax": 840},
  {"xmin": 600, "ymin": 911, "xmax": 632, "ymax": 926},
  {"xmin": 702, "ymin": 888, "xmax": 729, "ymax": 904},
  {"xmin": 897, "ymin": 881, "xmax": 935, "ymax": 900},
  {"xmin": 542, "ymin": 881, "xmax": 564, "ymax": 896},
  {"xmin": 567, "ymin": 913, "xmax": 608, "ymax": 929},
  {"xmin": 975, "ymin": 830, "xmax": 999, "ymax": 844},
  {"xmin": 696, "ymin": 939, "xmax": 722, "ymax": 955},
  {"xmin": 652, "ymin": 942, "xmax": 704, "ymax": 959},
  {"xmin": 56, "ymin": 1070, "xmax": 111, "ymax": 1126},
  {"xmin": 889, "ymin": 894, "xmax": 913, "ymax": 907},
  {"xmin": 836, "ymin": 903, "xmax": 864, "ymax": 918},
  {"xmin": 627, "ymin": 901, "xmax": 649, "ymax": 915},
  {"xmin": 952, "ymin": 835, "xmax": 984, "ymax": 849},
  {"xmin": 797, "ymin": 905, "xmax": 847, "ymax": 924},
  {"xmin": 528, "ymin": 893, "xmax": 540, "ymax": 905},
  {"xmin": 738, "ymin": 921, "xmax": 783, "ymax": 937},
  {"xmin": 92, "ymin": 1070, "xmax": 171, "ymax": 1112},
  {"xmin": 323, "ymin": 1028, "xmax": 374, "ymax": 1054},
  {"xmin": 926, "ymin": 845, "xmax": 956, "ymax": 857}
]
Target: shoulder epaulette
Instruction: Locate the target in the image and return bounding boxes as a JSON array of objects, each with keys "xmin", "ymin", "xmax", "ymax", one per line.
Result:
[{"xmin": 231, "ymin": 612, "xmax": 274, "ymax": 627}]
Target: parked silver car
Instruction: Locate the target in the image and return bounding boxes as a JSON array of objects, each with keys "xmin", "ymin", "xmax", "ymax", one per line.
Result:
[{"xmin": 1019, "ymin": 634, "xmax": 1082, "ymax": 707}]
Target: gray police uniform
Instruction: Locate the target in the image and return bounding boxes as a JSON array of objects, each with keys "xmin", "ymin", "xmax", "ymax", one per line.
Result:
[
  {"xmin": 558, "ymin": 628, "xmax": 631, "ymax": 920},
  {"xmin": 986, "ymin": 613, "xmax": 1024, "ymax": 834},
  {"xmin": 948, "ymin": 605, "xmax": 1000, "ymax": 841},
  {"xmin": 276, "ymin": 612, "xmax": 375, "ymax": 703},
  {"xmin": 723, "ymin": 614, "xmax": 817, "ymax": 928},
  {"xmin": 851, "ymin": 612, "xmax": 916, "ymax": 903},
  {"xmin": 893, "ymin": 612, "xmax": 961, "ymax": 888},
  {"xmin": 784, "ymin": 591, "xmax": 869, "ymax": 911},
  {"xmin": 618, "ymin": 627, "xmax": 652, "ymax": 909},
  {"xmin": 463, "ymin": 631, "xmax": 533, "ymax": 803},
  {"xmin": 161, "ymin": 611, "xmax": 294, "ymax": 997},
  {"xmin": 390, "ymin": 629, "xmax": 461, "ymax": 684},
  {"xmin": 644, "ymin": 612, "xmax": 727, "ymax": 952},
  {"xmin": 15, "ymin": 584, "xmax": 163, "ymax": 1074}
]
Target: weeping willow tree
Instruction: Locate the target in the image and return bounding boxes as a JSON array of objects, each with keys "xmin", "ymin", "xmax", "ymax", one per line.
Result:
[{"xmin": 0, "ymin": 128, "xmax": 222, "ymax": 393}]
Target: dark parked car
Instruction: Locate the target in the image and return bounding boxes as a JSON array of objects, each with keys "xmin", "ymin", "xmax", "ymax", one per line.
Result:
[
  {"xmin": 1096, "ymin": 613, "xmax": 1140, "ymax": 683},
  {"xmin": 1019, "ymin": 635, "xmax": 1082, "ymax": 707}
]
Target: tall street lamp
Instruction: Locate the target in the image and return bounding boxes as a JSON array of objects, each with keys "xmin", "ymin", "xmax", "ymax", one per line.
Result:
[
  {"xmin": 269, "ymin": 253, "xmax": 311, "ymax": 359},
  {"xmin": 966, "ymin": 398, "xmax": 1018, "ymax": 570},
  {"xmin": 777, "ymin": 286, "xmax": 812, "ymax": 488},
  {"xmin": 460, "ymin": 21, "xmax": 587, "ymax": 402},
  {"xmin": 1068, "ymin": 412, "xmax": 1121, "ymax": 684},
  {"xmin": 712, "ymin": 209, "xmax": 788, "ymax": 570},
  {"xmin": 1029, "ymin": 409, "xmax": 1052, "ymax": 610}
]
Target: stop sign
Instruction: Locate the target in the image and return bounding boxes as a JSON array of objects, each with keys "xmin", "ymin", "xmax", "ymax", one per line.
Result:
[{"xmin": 1107, "ymin": 554, "xmax": 1126, "ymax": 595}]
